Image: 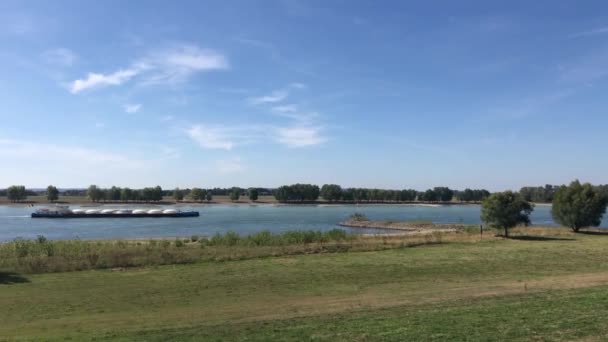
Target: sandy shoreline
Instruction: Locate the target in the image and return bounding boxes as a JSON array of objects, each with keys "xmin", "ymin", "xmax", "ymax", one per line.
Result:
[{"xmin": 339, "ymin": 219, "xmax": 465, "ymax": 234}]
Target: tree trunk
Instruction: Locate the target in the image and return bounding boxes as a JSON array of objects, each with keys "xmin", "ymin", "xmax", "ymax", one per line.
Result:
[
  {"xmin": 572, "ymin": 226, "xmax": 579, "ymax": 233},
  {"xmin": 504, "ymin": 227, "xmax": 509, "ymax": 238}
]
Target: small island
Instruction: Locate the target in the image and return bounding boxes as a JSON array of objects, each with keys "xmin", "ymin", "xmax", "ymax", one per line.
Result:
[{"xmin": 339, "ymin": 213, "xmax": 466, "ymax": 234}]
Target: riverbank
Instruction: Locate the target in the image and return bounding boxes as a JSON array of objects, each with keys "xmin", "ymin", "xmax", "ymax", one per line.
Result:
[
  {"xmin": 339, "ymin": 218, "xmax": 467, "ymax": 233},
  {"xmin": 0, "ymin": 195, "xmax": 486, "ymax": 207},
  {"xmin": 3, "ymin": 227, "xmax": 608, "ymax": 340}
]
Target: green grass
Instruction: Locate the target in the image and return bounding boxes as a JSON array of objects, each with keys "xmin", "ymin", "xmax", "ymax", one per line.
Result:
[
  {"xmin": 2, "ymin": 228, "xmax": 608, "ymax": 340},
  {"xmin": 1, "ymin": 229, "xmax": 422, "ymax": 273},
  {"xmin": 98, "ymin": 286, "xmax": 608, "ymax": 341}
]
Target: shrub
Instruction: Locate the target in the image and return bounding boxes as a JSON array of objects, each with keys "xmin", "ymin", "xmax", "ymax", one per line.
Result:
[
  {"xmin": 324, "ymin": 228, "xmax": 348, "ymax": 241},
  {"xmin": 349, "ymin": 212, "xmax": 369, "ymax": 222},
  {"xmin": 247, "ymin": 230, "xmax": 274, "ymax": 246}
]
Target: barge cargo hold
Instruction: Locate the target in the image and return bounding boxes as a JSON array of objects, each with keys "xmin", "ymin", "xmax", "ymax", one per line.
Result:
[{"xmin": 31, "ymin": 206, "xmax": 199, "ymax": 218}]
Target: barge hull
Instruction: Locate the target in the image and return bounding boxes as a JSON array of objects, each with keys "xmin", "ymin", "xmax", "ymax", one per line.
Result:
[{"xmin": 31, "ymin": 212, "xmax": 199, "ymax": 218}]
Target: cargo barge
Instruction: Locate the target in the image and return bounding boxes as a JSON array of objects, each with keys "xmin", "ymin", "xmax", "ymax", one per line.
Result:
[{"xmin": 31, "ymin": 206, "xmax": 199, "ymax": 218}]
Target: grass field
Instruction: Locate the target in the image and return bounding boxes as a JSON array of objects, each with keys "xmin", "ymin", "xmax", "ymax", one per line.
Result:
[{"xmin": 2, "ymin": 228, "xmax": 608, "ymax": 340}]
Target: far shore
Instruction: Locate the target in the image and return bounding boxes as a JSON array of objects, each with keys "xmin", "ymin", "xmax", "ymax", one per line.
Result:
[{"xmin": 0, "ymin": 195, "xmax": 532, "ymax": 207}]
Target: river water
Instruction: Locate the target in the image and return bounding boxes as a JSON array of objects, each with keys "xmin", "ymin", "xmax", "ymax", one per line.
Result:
[{"xmin": 0, "ymin": 204, "xmax": 606, "ymax": 241}]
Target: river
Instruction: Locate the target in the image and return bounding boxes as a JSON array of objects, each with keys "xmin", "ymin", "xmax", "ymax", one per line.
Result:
[{"xmin": 0, "ymin": 204, "xmax": 606, "ymax": 241}]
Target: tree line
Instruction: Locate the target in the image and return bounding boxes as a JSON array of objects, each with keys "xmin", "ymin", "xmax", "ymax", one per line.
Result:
[
  {"xmin": 274, "ymin": 184, "xmax": 490, "ymax": 203},
  {"xmin": 86, "ymin": 185, "xmax": 164, "ymax": 202},
  {"xmin": 2, "ymin": 183, "xmax": 607, "ymax": 205},
  {"xmin": 519, "ymin": 184, "xmax": 608, "ymax": 203}
]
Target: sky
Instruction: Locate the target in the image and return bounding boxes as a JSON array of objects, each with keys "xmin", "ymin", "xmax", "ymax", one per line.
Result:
[{"xmin": 1, "ymin": 0, "xmax": 608, "ymax": 191}]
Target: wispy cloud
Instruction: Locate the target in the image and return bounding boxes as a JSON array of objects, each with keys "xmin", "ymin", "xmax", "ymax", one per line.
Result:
[
  {"xmin": 161, "ymin": 115, "xmax": 175, "ymax": 122},
  {"xmin": 216, "ymin": 157, "xmax": 244, "ymax": 173},
  {"xmin": 569, "ymin": 26, "xmax": 608, "ymax": 38},
  {"xmin": 272, "ymin": 105, "xmax": 318, "ymax": 122},
  {"xmin": 248, "ymin": 83, "xmax": 306, "ymax": 105},
  {"xmin": 275, "ymin": 126, "xmax": 325, "ymax": 147},
  {"xmin": 272, "ymin": 104, "xmax": 298, "ymax": 113},
  {"xmin": 1, "ymin": 12, "xmax": 36, "ymax": 36},
  {"xmin": 70, "ymin": 64, "xmax": 147, "ymax": 93},
  {"xmin": 141, "ymin": 44, "xmax": 229, "ymax": 85},
  {"xmin": 124, "ymin": 103, "xmax": 142, "ymax": 113},
  {"xmin": 69, "ymin": 44, "xmax": 228, "ymax": 93},
  {"xmin": 249, "ymin": 90, "xmax": 288, "ymax": 105},
  {"xmin": 0, "ymin": 139, "xmax": 139, "ymax": 167},
  {"xmin": 159, "ymin": 145, "xmax": 180, "ymax": 159},
  {"xmin": 42, "ymin": 48, "xmax": 77, "ymax": 67},
  {"xmin": 558, "ymin": 48, "xmax": 608, "ymax": 84},
  {"xmin": 186, "ymin": 125, "xmax": 235, "ymax": 150},
  {"xmin": 487, "ymin": 88, "xmax": 575, "ymax": 120},
  {"xmin": 289, "ymin": 82, "xmax": 306, "ymax": 89}
]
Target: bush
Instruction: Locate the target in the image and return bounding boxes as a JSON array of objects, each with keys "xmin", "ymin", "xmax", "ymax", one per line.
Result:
[
  {"xmin": 0, "ymin": 229, "xmax": 356, "ymax": 274},
  {"xmin": 349, "ymin": 212, "xmax": 369, "ymax": 222},
  {"xmin": 325, "ymin": 228, "xmax": 348, "ymax": 241}
]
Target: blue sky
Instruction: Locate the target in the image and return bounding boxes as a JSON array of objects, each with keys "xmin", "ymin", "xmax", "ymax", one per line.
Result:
[{"xmin": 1, "ymin": 0, "xmax": 607, "ymax": 190}]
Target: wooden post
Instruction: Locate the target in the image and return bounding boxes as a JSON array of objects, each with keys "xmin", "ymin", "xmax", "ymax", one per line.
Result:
[{"xmin": 480, "ymin": 224, "xmax": 483, "ymax": 240}]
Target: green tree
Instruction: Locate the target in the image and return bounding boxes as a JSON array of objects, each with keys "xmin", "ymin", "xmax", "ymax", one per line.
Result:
[
  {"xmin": 107, "ymin": 186, "xmax": 121, "ymax": 201},
  {"xmin": 434, "ymin": 187, "xmax": 454, "ymax": 202},
  {"xmin": 173, "ymin": 188, "xmax": 184, "ymax": 201},
  {"xmin": 205, "ymin": 191, "xmax": 213, "ymax": 202},
  {"xmin": 551, "ymin": 180, "xmax": 608, "ymax": 232},
  {"xmin": 230, "ymin": 187, "xmax": 240, "ymax": 202},
  {"xmin": 190, "ymin": 187, "xmax": 204, "ymax": 202},
  {"xmin": 481, "ymin": 191, "xmax": 534, "ymax": 237},
  {"xmin": 7, "ymin": 185, "xmax": 27, "ymax": 202},
  {"xmin": 120, "ymin": 188, "xmax": 133, "ymax": 202},
  {"xmin": 46, "ymin": 185, "xmax": 59, "ymax": 202},
  {"xmin": 248, "ymin": 188, "xmax": 258, "ymax": 201},
  {"xmin": 87, "ymin": 185, "xmax": 103, "ymax": 202},
  {"xmin": 419, "ymin": 189, "xmax": 437, "ymax": 202},
  {"xmin": 153, "ymin": 186, "xmax": 163, "ymax": 202},
  {"xmin": 321, "ymin": 184, "xmax": 342, "ymax": 202}
]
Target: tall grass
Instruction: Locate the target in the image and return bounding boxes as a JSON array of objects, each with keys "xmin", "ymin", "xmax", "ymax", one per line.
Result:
[{"xmin": 0, "ymin": 229, "xmax": 453, "ymax": 274}]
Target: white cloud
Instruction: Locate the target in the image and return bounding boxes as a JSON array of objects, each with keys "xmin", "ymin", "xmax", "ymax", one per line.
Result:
[
  {"xmin": 161, "ymin": 115, "xmax": 175, "ymax": 122},
  {"xmin": 249, "ymin": 83, "xmax": 306, "ymax": 105},
  {"xmin": 216, "ymin": 157, "xmax": 244, "ymax": 173},
  {"xmin": 69, "ymin": 44, "xmax": 228, "ymax": 93},
  {"xmin": 70, "ymin": 64, "xmax": 146, "ymax": 93},
  {"xmin": 124, "ymin": 103, "xmax": 142, "ymax": 113},
  {"xmin": 272, "ymin": 104, "xmax": 298, "ymax": 113},
  {"xmin": 249, "ymin": 90, "xmax": 288, "ymax": 105},
  {"xmin": 142, "ymin": 45, "xmax": 229, "ymax": 85},
  {"xmin": 289, "ymin": 82, "xmax": 307, "ymax": 89},
  {"xmin": 275, "ymin": 126, "xmax": 325, "ymax": 147},
  {"xmin": 272, "ymin": 105, "xmax": 318, "ymax": 122},
  {"xmin": 42, "ymin": 48, "xmax": 77, "ymax": 66},
  {"xmin": 569, "ymin": 26, "xmax": 608, "ymax": 38},
  {"xmin": 186, "ymin": 125, "xmax": 234, "ymax": 150},
  {"xmin": 0, "ymin": 139, "xmax": 139, "ymax": 167}
]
